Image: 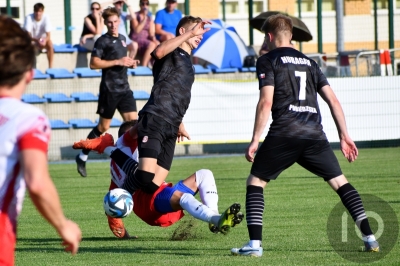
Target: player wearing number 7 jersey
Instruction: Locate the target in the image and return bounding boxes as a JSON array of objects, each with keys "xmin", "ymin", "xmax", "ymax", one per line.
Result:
[{"xmin": 231, "ymin": 14, "xmax": 379, "ymax": 257}]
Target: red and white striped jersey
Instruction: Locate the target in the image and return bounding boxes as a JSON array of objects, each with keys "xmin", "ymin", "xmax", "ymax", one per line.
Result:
[{"xmin": 0, "ymin": 98, "xmax": 50, "ymax": 227}]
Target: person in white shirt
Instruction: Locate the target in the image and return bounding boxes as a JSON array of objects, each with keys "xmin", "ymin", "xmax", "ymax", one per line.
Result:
[
  {"xmin": 0, "ymin": 15, "xmax": 81, "ymax": 265},
  {"xmin": 23, "ymin": 3, "xmax": 54, "ymax": 68}
]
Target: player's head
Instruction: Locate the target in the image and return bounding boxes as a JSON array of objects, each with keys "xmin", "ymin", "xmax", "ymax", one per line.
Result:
[
  {"xmin": 118, "ymin": 120, "xmax": 138, "ymax": 137},
  {"xmin": 261, "ymin": 14, "xmax": 292, "ymax": 49},
  {"xmin": 102, "ymin": 7, "xmax": 120, "ymax": 36},
  {"xmin": 0, "ymin": 15, "xmax": 35, "ymax": 91},
  {"xmin": 33, "ymin": 3, "xmax": 45, "ymax": 21},
  {"xmin": 176, "ymin": 16, "xmax": 203, "ymax": 50}
]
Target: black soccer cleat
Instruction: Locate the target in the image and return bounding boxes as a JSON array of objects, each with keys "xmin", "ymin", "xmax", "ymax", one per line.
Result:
[{"xmin": 75, "ymin": 154, "xmax": 87, "ymax": 177}]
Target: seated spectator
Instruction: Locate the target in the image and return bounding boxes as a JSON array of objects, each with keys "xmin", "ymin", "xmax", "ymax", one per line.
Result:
[
  {"xmin": 154, "ymin": 0, "xmax": 182, "ymax": 42},
  {"xmin": 129, "ymin": 0, "xmax": 159, "ymax": 67},
  {"xmin": 79, "ymin": 2, "xmax": 104, "ymax": 51},
  {"xmin": 23, "ymin": 2, "xmax": 54, "ymax": 68}
]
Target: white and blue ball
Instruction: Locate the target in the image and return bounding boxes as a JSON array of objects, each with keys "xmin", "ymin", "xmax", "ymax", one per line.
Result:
[{"xmin": 103, "ymin": 188, "xmax": 133, "ymax": 218}]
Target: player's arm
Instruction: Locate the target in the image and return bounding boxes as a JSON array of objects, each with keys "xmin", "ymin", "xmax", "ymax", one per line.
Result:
[
  {"xmin": 318, "ymin": 85, "xmax": 358, "ymax": 162},
  {"xmin": 177, "ymin": 122, "xmax": 190, "ymax": 143},
  {"xmin": 21, "ymin": 149, "xmax": 82, "ymax": 254},
  {"xmin": 152, "ymin": 20, "xmax": 211, "ymax": 59},
  {"xmin": 246, "ymin": 85, "xmax": 274, "ymax": 162}
]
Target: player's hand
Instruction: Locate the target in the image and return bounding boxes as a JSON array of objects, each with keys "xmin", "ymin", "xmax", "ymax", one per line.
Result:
[
  {"xmin": 118, "ymin": 57, "xmax": 135, "ymax": 67},
  {"xmin": 189, "ymin": 20, "xmax": 211, "ymax": 37},
  {"xmin": 177, "ymin": 122, "xmax": 190, "ymax": 143},
  {"xmin": 245, "ymin": 140, "xmax": 259, "ymax": 162},
  {"xmin": 58, "ymin": 219, "xmax": 82, "ymax": 255},
  {"xmin": 340, "ymin": 137, "xmax": 358, "ymax": 163}
]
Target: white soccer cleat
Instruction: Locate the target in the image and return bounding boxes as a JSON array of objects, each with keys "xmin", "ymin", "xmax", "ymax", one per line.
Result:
[{"xmin": 231, "ymin": 242, "xmax": 263, "ymax": 257}]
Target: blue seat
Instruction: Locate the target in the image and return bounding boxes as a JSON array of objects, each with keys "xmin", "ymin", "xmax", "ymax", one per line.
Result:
[
  {"xmin": 69, "ymin": 119, "xmax": 97, "ymax": 129},
  {"xmin": 73, "ymin": 44, "xmax": 90, "ymax": 52},
  {"xmin": 33, "ymin": 69, "xmax": 50, "ymax": 79},
  {"xmin": 70, "ymin": 92, "xmax": 98, "ymax": 102},
  {"xmin": 207, "ymin": 65, "xmax": 238, "ymax": 73},
  {"xmin": 133, "ymin": 90, "xmax": 150, "ymax": 100},
  {"xmin": 50, "ymin": 119, "xmax": 71, "ymax": 129},
  {"xmin": 239, "ymin": 67, "xmax": 256, "ymax": 72},
  {"xmin": 22, "ymin": 93, "xmax": 47, "ymax": 104},
  {"xmin": 127, "ymin": 66, "xmax": 152, "ymax": 76},
  {"xmin": 46, "ymin": 68, "xmax": 77, "ymax": 79},
  {"xmin": 193, "ymin": 64, "xmax": 211, "ymax": 74},
  {"xmin": 96, "ymin": 118, "xmax": 122, "ymax": 127},
  {"xmin": 43, "ymin": 93, "xmax": 73, "ymax": 103},
  {"xmin": 73, "ymin": 67, "xmax": 102, "ymax": 78},
  {"xmin": 53, "ymin": 44, "xmax": 77, "ymax": 53}
]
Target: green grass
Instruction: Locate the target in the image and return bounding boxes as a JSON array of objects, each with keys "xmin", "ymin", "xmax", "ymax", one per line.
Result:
[{"xmin": 16, "ymin": 147, "xmax": 400, "ymax": 265}]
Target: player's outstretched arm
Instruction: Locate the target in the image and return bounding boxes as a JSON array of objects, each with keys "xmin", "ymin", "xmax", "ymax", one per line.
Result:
[
  {"xmin": 318, "ymin": 85, "xmax": 358, "ymax": 162},
  {"xmin": 21, "ymin": 149, "xmax": 82, "ymax": 255}
]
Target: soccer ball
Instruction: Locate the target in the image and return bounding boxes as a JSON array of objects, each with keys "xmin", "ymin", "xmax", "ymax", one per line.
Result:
[{"xmin": 103, "ymin": 188, "xmax": 133, "ymax": 218}]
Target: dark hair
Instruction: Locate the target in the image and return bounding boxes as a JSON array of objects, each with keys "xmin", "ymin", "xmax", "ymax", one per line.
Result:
[
  {"xmin": 175, "ymin": 16, "xmax": 202, "ymax": 37},
  {"xmin": 33, "ymin": 3, "xmax": 44, "ymax": 11},
  {"xmin": 118, "ymin": 120, "xmax": 138, "ymax": 137},
  {"xmin": 0, "ymin": 15, "xmax": 35, "ymax": 87},
  {"xmin": 91, "ymin": 2, "xmax": 101, "ymax": 9},
  {"xmin": 261, "ymin": 14, "xmax": 292, "ymax": 36},
  {"xmin": 102, "ymin": 7, "xmax": 120, "ymax": 20}
]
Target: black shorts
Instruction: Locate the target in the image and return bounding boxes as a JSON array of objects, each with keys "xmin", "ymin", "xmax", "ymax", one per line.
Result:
[
  {"xmin": 137, "ymin": 113, "xmax": 178, "ymax": 171},
  {"xmin": 97, "ymin": 90, "xmax": 137, "ymax": 119},
  {"xmin": 251, "ymin": 136, "xmax": 343, "ymax": 181}
]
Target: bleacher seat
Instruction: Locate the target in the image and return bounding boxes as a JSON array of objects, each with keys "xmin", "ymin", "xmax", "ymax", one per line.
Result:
[
  {"xmin": 207, "ymin": 65, "xmax": 238, "ymax": 73},
  {"xmin": 239, "ymin": 67, "xmax": 256, "ymax": 72},
  {"xmin": 96, "ymin": 118, "xmax": 122, "ymax": 127},
  {"xmin": 133, "ymin": 90, "xmax": 150, "ymax": 100},
  {"xmin": 73, "ymin": 67, "xmax": 102, "ymax": 78},
  {"xmin": 69, "ymin": 119, "xmax": 97, "ymax": 129},
  {"xmin": 46, "ymin": 68, "xmax": 77, "ymax": 79},
  {"xmin": 128, "ymin": 66, "xmax": 152, "ymax": 76},
  {"xmin": 22, "ymin": 93, "xmax": 47, "ymax": 104},
  {"xmin": 193, "ymin": 64, "xmax": 211, "ymax": 74},
  {"xmin": 71, "ymin": 92, "xmax": 98, "ymax": 102},
  {"xmin": 33, "ymin": 69, "xmax": 50, "ymax": 79},
  {"xmin": 43, "ymin": 93, "xmax": 73, "ymax": 103},
  {"xmin": 73, "ymin": 44, "xmax": 90, "ymax": 52},
  {"xmin": 53, "ymin": 44, "xmax": 78, "ymax": 53},
  {"xmin": 50, "ymin": 119, "xmax": 71, "ymax": 129}
]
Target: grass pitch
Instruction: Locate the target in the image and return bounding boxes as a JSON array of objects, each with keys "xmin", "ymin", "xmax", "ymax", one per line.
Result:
[{"xmin": 16, "ymin": 147, "xmax": 400, "ymax": 265}]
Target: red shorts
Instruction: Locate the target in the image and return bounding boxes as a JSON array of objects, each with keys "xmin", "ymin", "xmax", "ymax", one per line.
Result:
[
  {"xmin": 133, "ymin": 183, "xmax": 184, "ymax": 227},
  {"xmin": 0, "ymin": 212, "xmax": 16, "ymax": 266}
]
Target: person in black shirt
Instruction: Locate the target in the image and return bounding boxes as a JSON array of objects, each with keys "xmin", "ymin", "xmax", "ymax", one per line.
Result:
[
  {"xmin": 231, "ymin": 14, "xmax": 378, "ymax": 257},
  {"xmin": 79, "ymin": 2, "xmax": 103, "ymax": 51},
  {"xmin": 75, "ymin": 7, "xmax": 139, "ymax": 177}
]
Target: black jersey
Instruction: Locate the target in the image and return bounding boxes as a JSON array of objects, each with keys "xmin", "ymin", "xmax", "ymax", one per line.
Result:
[
  {"xmin": 92, "ymin": 33, "xmax": 130, "ymax": 93},
  {"xmin": 139, "ymin": 47, "xmax": 194, "ymax": 128},
  {"xmin": 257, "ymin": 47, "xmax": 330, "ymax": 140}
]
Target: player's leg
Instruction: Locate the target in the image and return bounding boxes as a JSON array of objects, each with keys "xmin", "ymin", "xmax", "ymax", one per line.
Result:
[{"xmin": 298, "ymin": 139, "xmax": 378, "ymax": 252}]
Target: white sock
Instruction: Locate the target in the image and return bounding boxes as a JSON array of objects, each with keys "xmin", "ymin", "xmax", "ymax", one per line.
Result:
[
  {"xmin": 362, "ymin": 235, "xmax": 376, "ymax": 242},
  {"xmin": 195, "ymin": 169, "xmax": 219, "ymax": 214},
  {"xmin": 249, "ymin": 240, "xmax": 261, "ymax": 248},
  {"xmin": 104, "ymin": 146, "xmax": 117, "ymax": 156},
  {"xmin": 79, "ymin": 152, "xmax": 88, "ymax": 161},
  {"xmin": 179, "ymin": 193, "xmax": 220, "ymax": 223}
]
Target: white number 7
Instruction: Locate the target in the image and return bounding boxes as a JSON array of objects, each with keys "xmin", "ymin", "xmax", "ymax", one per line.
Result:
[{"xmin": 295, "ymin": 71, "xmax": 306, "ymax": 100}]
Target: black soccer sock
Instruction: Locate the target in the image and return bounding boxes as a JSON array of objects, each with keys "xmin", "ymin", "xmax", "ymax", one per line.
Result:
[
  {"xmin": 246, "ymin": 185, "xmax": 264, "ymax": 241},
  {"xmin": 336, "ymin": 183, "xmax": 373, "ymax": 237},
  {"xmin": 82, "ymin": 126, "xmax": 103, "ymax": 155},
  {"xmin": 121, "ymin": 169, "xmax": 159, "ymax": 195}
]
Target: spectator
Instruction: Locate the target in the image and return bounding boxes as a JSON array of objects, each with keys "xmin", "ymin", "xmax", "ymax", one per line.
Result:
[
  {"xmin": 129, "ymin": 0, "xmax": 159, "ymax": 67},
  {"xmin": 154, "ymin": 0, "xmax": 182, "ymax": 42},
  {"xmin": 23, "ymin": 2, "xmax": 54, "ymax": 68},
  {"xmin": 111, "ymin": 0, "xmax": 138, "ymax": 59},
  {"xmin": 79, "ymin": 2, "xmax": 104, "ymax": 51}
]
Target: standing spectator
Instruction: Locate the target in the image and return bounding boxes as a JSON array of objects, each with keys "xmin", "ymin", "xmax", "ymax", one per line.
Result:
[
  {"xmin": 230, "ymin": 14, "xmax": 378, "ymax": 257},
  {"xmin": 75, "ymin": 7, "xmax": 139, "ymax": 177},
  {"xmin": 79, "ymin": 2, "xmax": 104, "ymax": 51},
  {"xmin": 23, "ymin": 3, "xmax": 54, "ymax": 68},
  {"xmin": 129, "ymin": 0, "xmax": 159, "ymax": 67},
  {"xmin": 0, "ymin": 15, "xmax": 81, "ymax": 265},
  {"xmin": 154, "ymin": 0, "xmax": 182, "ymax": 42}
]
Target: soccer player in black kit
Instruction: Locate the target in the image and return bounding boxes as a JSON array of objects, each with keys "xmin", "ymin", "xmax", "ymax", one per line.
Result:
[
  {"xmin": 231, "ymin": 14, "xmax": 379, "ymax": 257},
  {"xmin": 75, "ymin": 7, "xmax": 139, "ymax": 177}
]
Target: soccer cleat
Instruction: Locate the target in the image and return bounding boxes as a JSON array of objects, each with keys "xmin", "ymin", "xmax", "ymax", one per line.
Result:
[
  {"xmin": 106, "ymin": 215, "xmax": 136, "ymax": 239},
  {"xmin": 364, "ymin": 240, "xmax": 380, "ymax": 252},
  {"xmin": 231, "ymin": 243, "xmax": 263, "ymax": 257},
  {"xmin": 217, "ymin": 203, "xmax": 242, "ymax": 235},
  {"xmin": 75, "ymin": 154, "xmax": 87, "ymax": 177},
  {"xmin": 73, "ymin": 133, "xmax": 114, "ymax": 154},
  {"xmin": 208, "ymin": 223, "xmax": 219, "ymax": 234}
]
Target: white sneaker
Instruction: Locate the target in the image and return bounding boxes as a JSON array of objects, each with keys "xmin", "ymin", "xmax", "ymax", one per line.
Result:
[{"xmin": 231, "ymin": 242, "xmax": 263, "ymax": 257}]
